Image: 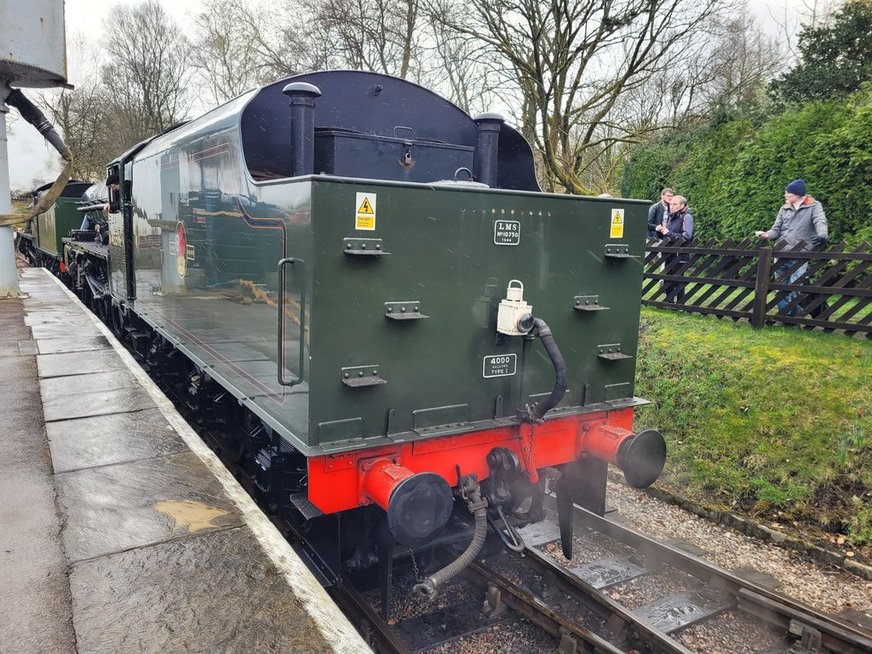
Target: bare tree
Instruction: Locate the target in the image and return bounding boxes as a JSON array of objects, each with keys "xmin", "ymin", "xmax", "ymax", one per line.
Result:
[
  {"xmin": 191, "ymin": 0, "xmax": 263, "ymax": 105},
  {"xmin": 436, "ymin": 0, "xmax": 732, "ymax": 194},
  {"xmin": 302, "ymin": 0, "xmax": 422, "ymax": 78},
  {"xmin": 192, "ymin": 0, "xmax": 329, "ymax": 86},
  {"xmin": 695, "ymin": 10, "xmax": 783, "ymax": 112},
  {"xmin": 102, "ymin": 0, "xmax": 192, "ymax": 148},
  {"xmin": 37, "ymin": 36, "xmax": 114, "ymax": 180},
  {"xmin": 417, "ymin": 0, "xmax": 509, "ymax": 114},
  {"xmin": 187, "ymin": 0, "xmax": 424, "ymax": 100},
  {"xmin": 619, "ymin": 9, "xmax": 781, "ymax": 128},
  {"xmin": 38, "ymin": 85, "xmax": 114, "ymax": 181}
]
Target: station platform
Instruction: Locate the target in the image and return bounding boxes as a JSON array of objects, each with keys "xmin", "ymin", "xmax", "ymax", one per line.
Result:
[{"xmin": 0, "ymin": 268, "xmax": 371, "ymax": 654}]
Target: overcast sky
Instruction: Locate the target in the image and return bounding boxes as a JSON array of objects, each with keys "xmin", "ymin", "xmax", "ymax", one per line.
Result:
[{"xmin": 5, "ymin": 0, "xmax": 821, "ymax": 190}]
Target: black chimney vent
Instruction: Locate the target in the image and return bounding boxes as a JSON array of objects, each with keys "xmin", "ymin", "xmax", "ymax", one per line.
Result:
[{"xmin": 282, "ymin": 82, "xmax": 322, "ymax": 177}]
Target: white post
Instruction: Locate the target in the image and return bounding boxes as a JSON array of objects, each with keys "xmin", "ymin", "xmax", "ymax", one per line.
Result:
[{"xmin": 0, "ymin": 83, "xmax": 20, "ymax": 298}]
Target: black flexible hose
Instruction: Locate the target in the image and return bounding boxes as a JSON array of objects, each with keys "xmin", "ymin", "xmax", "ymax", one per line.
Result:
[
  {"xmin": 525, "ymin": 318, "xmax": 568, "ymax": 421},
  {"xmin": 6, "ymin": 89, "xmax": 69, "ymax": 157}
]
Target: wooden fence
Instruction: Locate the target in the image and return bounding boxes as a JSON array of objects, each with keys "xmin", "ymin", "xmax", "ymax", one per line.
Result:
[{"xmin": 642, "ymin": 239, "xmax": 872, "ymax": 338}]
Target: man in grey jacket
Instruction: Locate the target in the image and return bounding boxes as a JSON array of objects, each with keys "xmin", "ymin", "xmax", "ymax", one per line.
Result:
[{"xmin": 755, "ymin": 179, "xmax": 828, "ymax": 316}]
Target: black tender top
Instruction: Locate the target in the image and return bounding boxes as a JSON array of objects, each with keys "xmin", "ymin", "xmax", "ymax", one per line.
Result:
[
  {"xmin": 32, "ymin": 180, "xmax": 91, "ymax": 198},
  {"xmin": 240, "ymin": 70, "xmax": 539, "ymax": 191}
]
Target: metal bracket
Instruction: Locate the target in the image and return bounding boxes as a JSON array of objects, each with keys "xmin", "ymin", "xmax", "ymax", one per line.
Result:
[
  {"xmin": 604, "ymin": 613, "xmax": 628, "ymax": 641},
  {"xmin": 604, "ymin": 243, "xmax": 631, "ymax": 259},
  {"xmin": 385, "ymin": 301, "xmax": 429, "ymax": 320},
  {"xmin": 598, "ymin": 343, "xmax": 632, "ymax": 361},
  {"xmin": 556, "ymin": 629, "xmax": 579, "ymax": 654},
  {"xmin": 535, "ymin": 570, "xmax": 560, "ymax": 601},
  {"xmin": 700, "ymin": 574, "xmax": 730, "ymax": 602},
  {"xmin": 482, "ymin": 583, "xmax": 508, "ymax": 619},
  {"xmin": 341, "ymin": 365, "xmax": 387, "ymax": 387},
  {"xmin": 573, "ymin": 294, "xmax": 609, "ymax": 311},
  {"xmin": 787, "ymin": 620, "xmax": 822, "ymax": 654},
  {"xmin": 343, "ymin": 237, "xmax": 388, "ymax": 256}
]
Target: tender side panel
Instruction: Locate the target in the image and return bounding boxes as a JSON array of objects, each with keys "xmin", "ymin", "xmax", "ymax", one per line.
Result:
[{"xmin": 128, "ymin": 126, "xmax": 314, "ymax": 450}]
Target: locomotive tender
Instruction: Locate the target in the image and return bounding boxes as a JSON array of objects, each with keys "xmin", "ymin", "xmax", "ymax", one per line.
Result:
[
  {"xmin": 17, "ymin": 179, "xmax": 92, "ymax": 272},
  {"xmin": 29, "ymin": 71, "xmax": 665, "ymax": 597}
]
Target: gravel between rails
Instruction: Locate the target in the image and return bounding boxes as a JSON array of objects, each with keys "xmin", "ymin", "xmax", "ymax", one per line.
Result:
[
  {"xmin": 392, "ymin": 480, "xmax": 872, "ymax": 654},
  {"xmin": 605, "ymin": 481, "xmax": 872, "ymax": 618}
]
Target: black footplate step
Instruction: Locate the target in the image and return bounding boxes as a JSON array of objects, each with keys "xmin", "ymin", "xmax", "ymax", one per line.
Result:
[
  {"xmin": 632, "ymin": 590, "xmax": 734, "ymax": 633},
  {"xmin": 290, "ymin": 492, "xmax": 325, "ymax": 519},
  {"xmin": 569, "ymin": 556, "xmax": 651, "ymax": 589}
]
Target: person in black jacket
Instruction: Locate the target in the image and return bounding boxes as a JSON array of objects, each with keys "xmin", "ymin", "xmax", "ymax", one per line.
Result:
[
  {"xmin": 654, "ymin": 195, "xmax": 694, "ymax": 304},
  {"xmin": 647, "ymin": 187, "xmax": 674, "ymax": 237}
]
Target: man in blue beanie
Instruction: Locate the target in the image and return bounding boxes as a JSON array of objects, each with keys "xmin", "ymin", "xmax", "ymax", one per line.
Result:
[{"xmin": 755, "ymin": 179, "xmax": 828, "ymax": 316}]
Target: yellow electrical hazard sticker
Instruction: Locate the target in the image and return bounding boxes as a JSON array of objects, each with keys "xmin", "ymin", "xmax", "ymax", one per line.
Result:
[
  {"xmin": 355, "ymin": 192, "xmax": 377, "ymax": 231},
  {"xmin": 609, "ymin": 209, "xmax": 624, "ymax": 238}
]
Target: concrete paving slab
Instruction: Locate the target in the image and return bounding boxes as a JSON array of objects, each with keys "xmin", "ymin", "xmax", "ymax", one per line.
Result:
[
  {"xmin": 24, "ymin": 311, "xmax": 93, "ymax": 327},
  {"xmin": 18, "ymin": 339, "xmax": 38, "ymax": 355},
  {"xmin": 0, "ymin": 300, "xmax": 29, "ymax": 356},
  {"xmin": 21, "ymin": 289, "xmax": 68, "ymax": 300},
  {"xmin": 0, "ymin": 461, "xmax": 76, "ymax": 654},
  {"xmin": 46, "ymin": 408, "xmax": 187, "ymax": 473},
  {"xmin": 12, "ymin": 269, "xmax": 372, "ymax": 653},
  {"xmin": 24, "ymin": 299, "xmax": 85, "ymax": 313},
  {"xmin": 38, "ymin": 350, "xmax": 127, "ymax": 378},
  {"xmin": 40, "ymin": 369, "xmax": 141, "ymax": 399},
  {"xmin": 70, "ymin": 528, "xmax": 338, "ymax": 654},
  {"xmin": 57, "ymin": 450, "xmax": 244, "ymax": 562},
  {"xmin": 37, "ymin": 335, "xmax": 112, "ymax": 354},
  {"xmin": 42, "ymin": 386, "xmax": 156, "ymax": 422},
  {"xmin": 0, "ymin": 370, "xmax": 51, "ymax": 469},
  {"xmin": 0, "ymin": 296, "xmax": 76, "ymax": 653},
  {"xmin": 0, "ymin": 300, "xmax": 29, "ymax": 333},
  {"xmin": 0, "ymin": 341, "xmax": 20, "ymax": 357},
  {"xmin": 30, "ymin": 321, "xmax": 101, "ymax": 339}
]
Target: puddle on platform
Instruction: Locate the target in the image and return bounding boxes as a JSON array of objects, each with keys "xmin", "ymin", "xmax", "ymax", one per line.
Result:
[{"xmin": 154, "ymin": 500, "xmax": 231, "ymax": 533}]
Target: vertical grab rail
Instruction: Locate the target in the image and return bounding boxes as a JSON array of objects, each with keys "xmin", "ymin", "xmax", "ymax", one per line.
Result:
[{"xmin": 278, "ymin": 257, "xmax": 306, "ymax": 387}]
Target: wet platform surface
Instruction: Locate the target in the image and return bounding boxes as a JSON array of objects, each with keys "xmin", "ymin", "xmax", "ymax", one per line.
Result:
[{"xmin": 0, "ymin": 268, "xmax": 370, "ymax": 653}]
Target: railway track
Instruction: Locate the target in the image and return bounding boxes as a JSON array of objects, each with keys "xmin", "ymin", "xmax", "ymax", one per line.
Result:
[
  {"xmin": 350, "ymin": 497, "xmax": 872, "ymax": 654},
  {"xmin": 96, "ymin": 305, "xmax": 870, "ymax": 654}
]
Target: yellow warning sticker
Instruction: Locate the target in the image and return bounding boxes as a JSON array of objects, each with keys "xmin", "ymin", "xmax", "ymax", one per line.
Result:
[
  {"xmin": 355, "ymin": 192, "xmax": 377, "ymax": 231},
  {"xmin": 609, "ymin": 208, "xmax": 624, "ymax": 239}
]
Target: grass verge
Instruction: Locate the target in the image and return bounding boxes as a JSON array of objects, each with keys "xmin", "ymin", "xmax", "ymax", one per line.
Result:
[{"xmin": 633, "ymin": 307, "xmax": 872, "ymax": 552}]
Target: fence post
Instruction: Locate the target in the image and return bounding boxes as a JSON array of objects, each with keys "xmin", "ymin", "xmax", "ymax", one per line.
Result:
[{"xmin": 751, "ymin": 247, "xmax": 773, "ymax": 329}]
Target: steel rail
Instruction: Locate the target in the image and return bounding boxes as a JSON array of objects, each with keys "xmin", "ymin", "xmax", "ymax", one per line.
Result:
[
  {"xmin": 466, "ymin": 560, "xmax": 630, "ymax": 654},
  {"xmin": 542, "ymin": 495, "xmax": 872, "ymax": 654},
  {"xmin": 515, "ymin": 547, "xmax": 697, "ymax": 654}
]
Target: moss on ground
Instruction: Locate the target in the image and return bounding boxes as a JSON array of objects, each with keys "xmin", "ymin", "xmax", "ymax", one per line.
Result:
[{"xmin": 633, "ymin": 308, "xmax": 872, "ymax": 548}]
